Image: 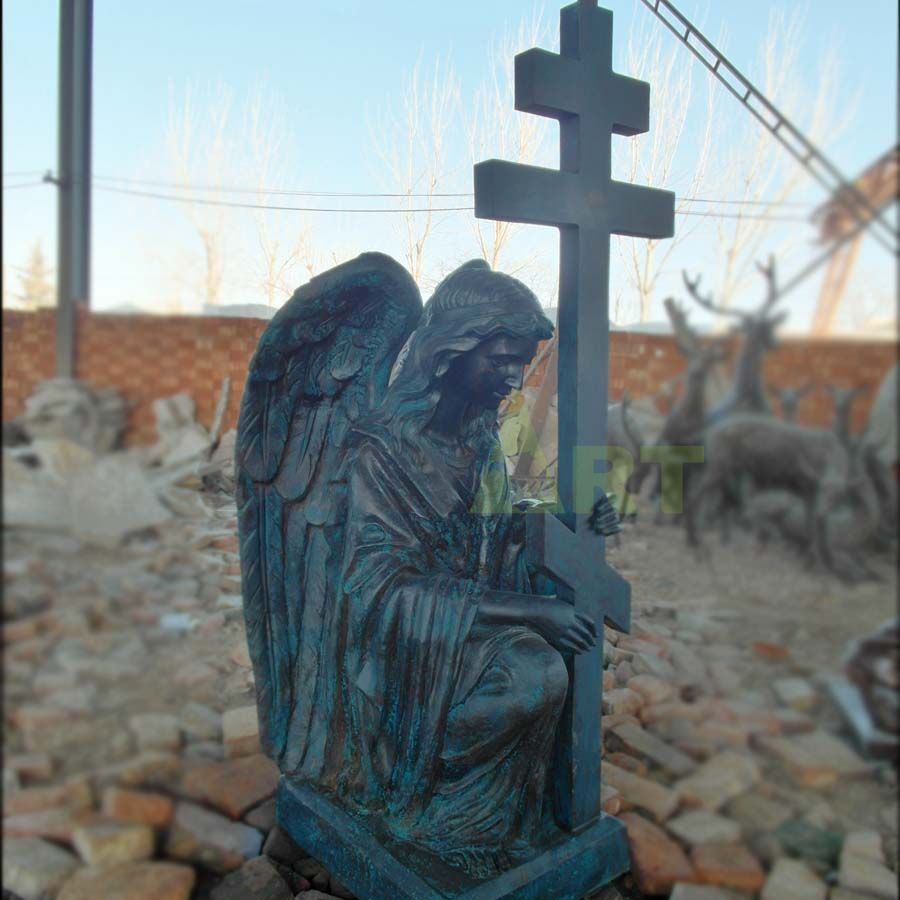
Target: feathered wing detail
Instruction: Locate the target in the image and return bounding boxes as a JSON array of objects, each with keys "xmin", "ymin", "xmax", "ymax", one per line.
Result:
[{"xmin": 236, "ymin": 253, "xmax": 422, "ymax": 767}]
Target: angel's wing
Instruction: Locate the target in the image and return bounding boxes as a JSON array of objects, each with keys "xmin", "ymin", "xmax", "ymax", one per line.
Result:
[{"xmin": 236, "ymin": 253, "xmax": 422, "ymax": 765}]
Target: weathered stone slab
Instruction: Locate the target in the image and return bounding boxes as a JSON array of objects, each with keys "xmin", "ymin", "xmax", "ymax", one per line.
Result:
[
  {"xmin": 838, "ymin": 845, "xmax": 899, "ymax": 899},
  {"xmin": 610, "ymin": 721, "xmax": 696, "ymax": 777},
  {"xmin": 222, "ymin": 705, "xmax": 261, "ymax": 758},
  {"xmin": 756, "ymin": 730, "xmax": 871, "ymax": 787},
  {"xmin": 690, "ymin": 841, "xmax": 765, "ymax": 892},
  {"xmin": 773, "ymin": 678, "xmax": 817, "ymax": 712},
  {"xmin": 619, "ymin": 811, "xmax": 694, "ymax": 895},
  {"xmin": 726, "ymin": 792, "xmax": 793, "ymax": 834},
  {"xmin": 669, "ymin": 885, "xmax": 745, "ymax": 900},
  {"xmin": 602, "ymin": 761, "xmax": 680, "ymax": 822},
  {"xmin": 72, "ymin": 821, "xmax": 155, "ymax": 866},
  {"xmin": 179, "ymin": 701, "xmax": 222, "ymax": 742},
  {"xmin": 667, "ymin": 810, "xmax": 742, "ymax": 847},
  {"xmin": 101, "ymin": 786, "xmax": 174, "ymax": 827},
  {"xmin": 760, "ymin": 857, "xmax": 827, "ymax": 900},
  {"xmin": 57, "ymin": 860, "xmax": 196, "ymax": 900},
  {"xmin": 180, "ymin": 753, "xmax": 279, "ymax": 819},
  {"xmin": 674, "ymin": 751, "xmax": 760, "ymax": 811},
  {"xmin": 210, "ymin": 855, "xmax": 293, "ymax": 900},
  {"xmin": 2, "ymin": 836, "xmax": 81, "ymax": 900},
  {"xmin": 626, "ymin": 673, "xmax": 675, "ymax": 705},
  {"xmin": 842, "ymin": 830, "xmax": 885, "ymax": 863},
  {"xmin": 128, "ymin": 713, "xmax": 181, "ymax": 751},
  {"xmin": 602, "ymin": 687, "xmax": 644, "ymax": 717},
  {"xmin": 164, "ymin": 801, "xmax": 263, "ymax": 872}
]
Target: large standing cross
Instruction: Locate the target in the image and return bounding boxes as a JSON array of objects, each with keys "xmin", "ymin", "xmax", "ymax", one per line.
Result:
[{"xmin": 475, "ymin": 0, "xmax": 675, "ymax": 833}]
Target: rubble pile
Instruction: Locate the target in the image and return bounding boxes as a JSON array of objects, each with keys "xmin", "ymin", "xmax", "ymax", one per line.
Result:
[
  {"xmin": 4, "ymin": 380, "xmax": 236, "ymax": 546},
  {"xmin": 598, "ymin": 596, "xmax": 898, "ymax": 899},
  {"xmin": 2, "ymin": 379, "xmax": 897, "ymax": 899}
]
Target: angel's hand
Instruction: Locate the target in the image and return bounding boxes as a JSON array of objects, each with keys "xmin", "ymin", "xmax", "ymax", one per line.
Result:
[{"xmin": 525, "ymin": 595, "xmax": 597, "ymax": 655}]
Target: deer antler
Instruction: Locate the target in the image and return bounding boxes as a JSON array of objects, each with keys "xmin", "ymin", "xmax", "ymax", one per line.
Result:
[
  {"xmin": 664, "ymin": 296, "xmax": 701, "ymax": 357},
  {"xmin": 755, "ymin": 255, "xmax": 781, "ymax": 312},
  {"xmin": 682, "ymin": 271, "xmax": 744, "ymax": 320}
]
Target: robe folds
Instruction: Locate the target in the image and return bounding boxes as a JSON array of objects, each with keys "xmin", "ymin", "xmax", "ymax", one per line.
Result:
[{"xmin": 287, "ymin": 425, "xmax": 569, "ymax": 876}]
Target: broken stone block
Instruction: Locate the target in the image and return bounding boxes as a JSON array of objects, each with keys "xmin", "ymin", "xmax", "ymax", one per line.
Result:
[
  {"xmin": 180, "ymin": 753, "xmax": 279, "ymax": 819},
  {"xmin": 2, "ymin": 836, "xmax": 81, "ymax": 900},
  {"xmin": 690, "ymin": 841, "xmax": 766, "ymax": 892},
  {"xmin": 838, "ymin": 849, "xmax": 899, "ymax": 899},
  {"xmin": 773, "ymin": 819, "xmax": 843, "ymax": 869},
  {"xmin": 667, "ymin": 809, "xmax": 742, "ymax": 847},
  {"xmin": 210, "ymin": 855, "xmax": 293, "ymax": 900},
  {"xmin": 674, "ymin": 751, "xmax": 760, "ymax": 811},
  {"xmin": 619, "ymin": 811, "xmax": 694, "ymax": 895},
  {"xmin": 179, "ymin": 701, "xmax": 222, "ymax": 742},
  {"xmin": 610, "ymin": 721, "xmax": 696, "ymax": 777},
  {"xmin": 601, "ymin": 761, "xmax": 680, "ymax": 823},
  {"xmin": 57, "ymin": 860, "xmax": 196, "ymax": 900},
  {"xmin": 602, "ymin": 687, "xmax": 644, "ymax": 717},
  {"xmin": 756, "ymin": 730, "xmax": 871, "ymax": 787},
  {"xmin": 726, "ymin": 792, "xmax": 793, "ymax": 834},
  {"xmin": 128, "ymin": 713, "xmax": 181, "ymax": 751},
  {"xmin": 669, "ymin": 886, "xmax": 745, "ymax": 899},
  {"xmin": 773, "ymin": 677, "xmax": 817, "ymax": 712},
  {"xmin": 244, "ymin": 797, "xmax": 277, "ymax": 833},
  {"xmin": 263, "ymin": 824, "xmax": 307, "ymax": 867},
  {"xmin": 165, "ymin": 801, "xmax": 263, "ymax": 873},
  {"xmin": 72, "ymin": 821, "xmax": 155, "ymax": 866},
  {"xmin": 101, "ymin": 786, "xmax": 174, "ymax": 828},
  {"xmin": 222, "ymin": 705, "xmax": 261, "ymax": 758},
  {"xmin": 626, "ymin": 673, "xmax": 675, "ymax": 705},
  {"xmin": 3, "ymin": 806, "xmax": 99, "ymax": 843},
  {"xmin": 842, "ymin": 830, "xmax": 885, "ymax": 863},
  {"xmin": 760, "ymin": 857, "xmax": 827, "ymax": 900}
]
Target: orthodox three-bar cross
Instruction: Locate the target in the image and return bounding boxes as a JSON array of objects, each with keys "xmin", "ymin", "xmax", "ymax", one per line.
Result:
[{"xmin": 475, "ymin": 0, "xmax": 674, "ymax": 833}]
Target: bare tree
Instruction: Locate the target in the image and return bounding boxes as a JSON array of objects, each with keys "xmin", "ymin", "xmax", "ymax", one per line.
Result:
[
  {"xmin": 165, "ymin": 82, "xmax": 233, "ymax": 308},
  {"xmin": 612, "ymin": 13, "xmax": 717, "ymax": 324},
  {"xmin": 14, "ymin": 242, "xmax": 55, "ymax": 310},
  {"xmin": 370, "ymin": 55, "xmax": 461, "ymax": 289},
  {"xmin": 466, "ymin": 10, "xmax": 556, "ymax": 273},
  {"xmin": 708, "ymin": 11, "xmax": 855, "ymax": 310},
  {"xmin": 244, "ymin": 84, "xmax": 321, "ymax": 306}
]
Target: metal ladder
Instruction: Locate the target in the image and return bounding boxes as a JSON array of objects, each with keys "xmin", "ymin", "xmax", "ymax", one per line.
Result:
[{"xmin": 638, "ymin": 0, "xmax": 899, "ymax": 257}]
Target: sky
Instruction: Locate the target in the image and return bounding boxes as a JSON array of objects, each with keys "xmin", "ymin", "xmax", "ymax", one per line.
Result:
[{"xmin": 3, "ymin": 0, "xmax": 897, "ymax": 333}]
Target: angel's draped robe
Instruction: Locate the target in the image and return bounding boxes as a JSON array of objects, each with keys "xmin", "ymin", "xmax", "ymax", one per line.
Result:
[{"xmin": 287, "ymin": 425, "xmax": 568, "ymax": 875}]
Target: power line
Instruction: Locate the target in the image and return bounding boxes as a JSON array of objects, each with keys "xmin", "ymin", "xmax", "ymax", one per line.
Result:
[
  {"xmin": 2, "ymin": 170, "xmax": 44, "ymax": 178},
  {"xmin": 93, "ymin": 183, "xmax": 475, "ymax": 213},
  {"xmin": 92, "ymin": 173, "xmax": 473, "ymax": 199},
  {"xmin": 10, "ymin": 173, "xmax": 817, "ymax": 221},
  {"xmin": 95, "ymin": 183, "xmax": 813, "ymax": 222},
  {"xmin": 91, "ymin": 173, "xmax": 818, "ymax": 208},
  {"xmin": 14, "ymin": 168, "xmax": 825, "ymax": 209}
]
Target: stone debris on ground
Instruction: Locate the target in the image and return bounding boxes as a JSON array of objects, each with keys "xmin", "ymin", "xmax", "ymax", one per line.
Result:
[{"xmin": 2, "ymin": 391, "xmax": 898, "ymax": 899}]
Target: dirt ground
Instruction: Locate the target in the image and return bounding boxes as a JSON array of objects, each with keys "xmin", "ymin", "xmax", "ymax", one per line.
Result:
[{"xmin": 3, "ymin": 489, "xmax": 897, "ymax": 898}]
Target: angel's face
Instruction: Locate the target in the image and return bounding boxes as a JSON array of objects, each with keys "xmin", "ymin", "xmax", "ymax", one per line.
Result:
[{"xmin": 449, "ymin": 334, "xmax": 539, "ymax": 410}]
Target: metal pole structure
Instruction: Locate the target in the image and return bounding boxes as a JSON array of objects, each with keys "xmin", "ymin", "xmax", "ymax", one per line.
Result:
[{"xmin": 55, "ymin": 0, "xmax": 93, "ymax": 377}]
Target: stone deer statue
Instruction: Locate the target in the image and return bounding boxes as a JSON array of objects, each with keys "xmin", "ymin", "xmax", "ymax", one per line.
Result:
[
  {"xmin": 683, "ymin": 257, "xmax": 787, "ymax": 424},
  {"xmin": 745, "ymin": 429, "xmax": 884, "ymax": 582},
  {"xmin": 684, "ymin": 413, "xmax": 852, "ymax": 575},
  {"xmin": 629, "ymin": 297, "xmax": 729, "ymax": 517},
  {"xmin": 827, "ymin": 383, "xmax": 870, "ymax": 449},
  {"xmin": 768, "ymin": 382, "xmax": 815, "ymax": 423}
]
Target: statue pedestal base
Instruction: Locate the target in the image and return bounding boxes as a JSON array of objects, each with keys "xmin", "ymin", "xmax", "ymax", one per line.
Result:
[{"xmin": 278, "ymin": 777, "xmax": 630, "ymax": 900}]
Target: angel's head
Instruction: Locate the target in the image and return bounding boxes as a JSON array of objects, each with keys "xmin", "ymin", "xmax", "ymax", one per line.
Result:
[{"xmin": 375, "ymin": 260, "xmax": 554, "ymax": 459}]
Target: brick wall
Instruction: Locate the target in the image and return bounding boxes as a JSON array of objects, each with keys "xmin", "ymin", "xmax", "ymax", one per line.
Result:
[{"xmin": 3, "ymin": 308, "xmax": 896, "ymax": 445}]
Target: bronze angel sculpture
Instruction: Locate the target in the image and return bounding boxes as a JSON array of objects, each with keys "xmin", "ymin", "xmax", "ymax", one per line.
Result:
[{"xmin": 236, "ymin": 254, "xmax": 619, "ymax": 891}]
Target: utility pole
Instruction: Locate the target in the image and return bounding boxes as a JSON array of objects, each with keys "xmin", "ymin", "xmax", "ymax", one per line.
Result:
[{"xmin": 55, "ymin": 0, "xmax": 93, "ymax": 377}]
